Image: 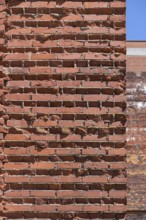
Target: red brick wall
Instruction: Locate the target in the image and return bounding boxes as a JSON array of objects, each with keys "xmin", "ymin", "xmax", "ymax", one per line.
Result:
[
  {"xmin": 1, "ymin": 1, "xmax": 126, "ymax": 219},
  {"xmin": 127, "ymin": 41, "xmax": 146, "ymax": 219}
]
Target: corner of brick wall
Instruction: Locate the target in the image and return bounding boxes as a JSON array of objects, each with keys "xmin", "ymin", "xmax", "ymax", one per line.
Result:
[
  {"xmin": 0, "ymin": 1, "xmax": 126, "ymax": 219},
  {"xmin": 0, "ymin": 0, "xmax": 8, "ymax": 217}
]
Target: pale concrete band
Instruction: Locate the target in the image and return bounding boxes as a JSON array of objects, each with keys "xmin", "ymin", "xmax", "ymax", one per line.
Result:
[{"xmin": 127, "ymin": 48, "xmax": 146, "ymax": 55}]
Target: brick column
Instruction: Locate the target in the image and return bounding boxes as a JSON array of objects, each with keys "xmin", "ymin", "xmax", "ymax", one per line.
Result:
[{"xmin": 1, "ymin": 1, "xmax": 126, "ymax": 219}]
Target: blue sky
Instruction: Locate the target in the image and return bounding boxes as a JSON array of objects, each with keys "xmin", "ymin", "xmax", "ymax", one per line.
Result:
[{"xmin": 127, "ymin": 0, "xmax": 146, "ymax": 40}]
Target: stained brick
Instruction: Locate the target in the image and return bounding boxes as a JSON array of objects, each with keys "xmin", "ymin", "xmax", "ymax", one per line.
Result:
[{"xmin": 127, "ymin": 42, "xmax": 146, "ymax": 215}]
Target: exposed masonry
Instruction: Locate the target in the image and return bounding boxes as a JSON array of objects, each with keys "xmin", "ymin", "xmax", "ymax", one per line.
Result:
[
  {"xmin": 127, "ymin": 41, "xmax": 146, "ymax": 220},
  {"xmin": 0, "ymin": 0, "xmax": 126, "ymax": 219}
]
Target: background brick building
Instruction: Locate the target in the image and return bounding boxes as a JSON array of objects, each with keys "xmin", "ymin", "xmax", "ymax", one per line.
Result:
[
  {"xmin": 127, "ymin": 41, "xmax": 146, "ymax": 220},
  {"xmin": 0, "ymin": 0, "xmax": 126, "ymax": 219}
]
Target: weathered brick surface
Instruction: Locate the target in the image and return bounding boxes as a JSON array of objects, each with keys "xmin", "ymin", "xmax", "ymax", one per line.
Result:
[
  {"xmin": 127, "ymin": 41, "xmax": 146, "ymax": 219},
  {"xmin": 127, "ymin": 213, "xmax": 146, "ymax": 220},
  {"xmin": 1, "ymin": 0, "xmax": 126, "ymax": 219}
]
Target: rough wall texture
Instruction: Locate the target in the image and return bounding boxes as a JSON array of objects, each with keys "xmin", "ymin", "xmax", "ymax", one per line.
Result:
[
  {"xmin": 127, "ymin": 42, "xmax": 146, "ymax": 219},
  {"xmin": 0, "ymin": 1, "xmax": 126, "ymax": 219}
]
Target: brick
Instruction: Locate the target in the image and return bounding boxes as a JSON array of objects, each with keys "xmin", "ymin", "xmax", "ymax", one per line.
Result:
[
  {"xmin": 56, "ymin": 148, "xmax": 80, "ymax": 155},
  {"xmin": 111, "ymin": 2, "xmax": 126, "ymax": 8},
  {"xmin": 56, "ymin": 176, "xmax": 82, "ymax": 183},
  {"xmin": 58, "ymin": 2, "xmax": 83, "ymax": 8},
  {"xmin": 8, "ymin": 40, "xmax": 32, "ymax": 48},
  {"xmin": 84, "ymin": 162, "xmax": 108, "ymax": 169},
  {"xmin": 29, "ymin": 147, "xmax": 55, "ymax": 155},
  {"xmin": 33, "ymin": 40, "xmax": 57, "ymax": 48},
  {"xmin": 83, "ymin": 176, "xmax": 107, "ymax": 183},
  {"xmin": 32, "ymin": 107, "xmax": 56, "ymax": 114},
  {"xmin": 83, "ymin": 135, "xmax": 106, "ymax": 141},
  {"xmin": 56, "ymin": 162, "xmax": 81, "ymax": 169},
  {"xmin": 83, "ymin": 2, "xmax": 107, "ymax": 8},
  {"xmin": 84, "ymin": 15, "xmax": 108, "ymax": 22},
  {"xmin": 4, "ymin": 162, "xmax": 28, "ymax": 170},
  {"xmin": 30, "ymin": 162, "xmax": 54, "ymax": 170},
  {"xmin": 31, "ymin": 53, "xmax": 55, "ymax": 60},
  {"xmin": 0, "ymin": 204, "xmax": 4, "ymax": 212},
  {"xmin": 29, "ymin": 67, "xmax": 54, "ymax": 74},
  {"xmin": 9, "ymin": 67, "xmax": 29, "ymax": 74},
  {"xmin": 58, "ymin": 41, "xmax": 83, "ymax": 47},
  {"xmin": 31, "ymin": 94, "xmax": 56, "ymax": 101},
  {"xmin": 1, "ymin": 0, "xmax": 126, "ymax": 218},
  {"xmin": 109, "ymin": 190, "xmax": 127, "ymax": 198},
  {"xmin": 31, "ymin": 80, "xmax": 56, "ymax": 87},
  {"xmin": 5, "ymin": 134, "xmax": 30, "ymax": 141},
  {"xmin": 56, "ymin": 67, "xmax": 79, "ymax": 74},
  {"xmin": 57, "ymin": 53, "xmax": 82, "ymax": 60},
  {"xmin": 32, "ymin": 120, "xmax": 57, "ymax": 127},
  {"xmin": 110, "ymin": 162, "xmax": 126, "ymax": 170},
  {"xmin": 0, "ymin": 39, "xmax": 4, "ymax": 45},
  {"xmin": 108, "ymin": 148, "xmax": 126, "ymax": 156},
  {"xmin": 4, "ymin": 53, "xmax": 29, "ymax": 61},
  {"xmin": 5, "ymin": 205, "xmax": 31, "ymax": 212},
  {"xmin": 83, "ymin": 205, "xmax": 108, "ymax": 212},
  {"xmin": 88, "ymin": 27, "xmax": 109, "ymax": 34},
  {"xmin": 57, "ymin": 94, "xmax": 82, "ymax": 101},
  {"xmin": 109, "ymin": 177, "xmax": 127, "ymax": 183},
  {"xmin": 30, "ymin": 190, "xmax": 55, "ymax": 198},
  {"xmin": 82, "ymin": 81, "xmax": 106, "ymax": 87},
  {"xmin": 31, "ymin": 1, "xmax": 55, "ymax": 8},
  {"xmin": 31, "ymin": 205, "xmax": 56, "ymax": 212},
  {"xmin": 109, "ymin": 205, "xmax": 126, "ymax": 212},
  {"xmin": 30, "ymin": 176, "xmax": 56, "ymax": 183},
  {"xmin": 6, "ymin": 94, "xmax": 30, "ymax": 101},
  {"xmin": 5, "ymin": 190, "xmax": 30, "ymax": 198},
  {"xmin": 109, "ymin": 134, "xmax": 126, "ymax": 142},
  {"xmin": 57, "ymin": 190, "xmax": 82, "ymax": 198},
  {"xmin": 0, "ymin": 25, "xmax": 4, "ymax": 32},
  {"xmin": 85, "ymin": 53, "xmax": 109, "ymax": 60},
  {"xmin": 127, "ymin": 42, "xmax": 146, "ymax": 212},
  {"xmin": 0, "ymin": 5, "xmax": 6, "ymax": 10},
  {"xmin": 6, "ymin": 28, "xmax": 32, "ymax": 35},
  {"xmin": 110, "ymin": 15, "xmax": 125, "ymax": 22},
  {"xmin": 5, "ymin": 106, "xmax": 30, "ymax": 114},
  {"xmin": 5, "ymin": 176, "xmax": 30, "ymax": 183},
  {"xmin": 4, "ymin": 147, "xmax": 29, "ymax": 156},
  {"xmin": 58, "ymin": 120, "xmax": 83, "ymax": 127},
  {"xmin": 56, "ymin": 107, "xmax": 82, "ymax": 114},
  {"xmin": 32, "ymin": 27, "xmax": 57, "ymax": 34},
  {"xmin": 62, "ymin": 14, "xmax": 82, "ymax": 21},
  {"xmin": 84, "ymin": 191, "xmax": 108, "ymax": 198},
  {"xmin": 6, "ymin": 80, "xmax": 30, "ymax": 87},
  {"xmin": 7, "ymin": 120, "xmax": 28, "ymax": 127},
  {"xmin": 37, "ymin": 15, "xmax": 55, "ymax": 21},
  {"xmin": 10, "ymin": 1, "xmax": 31, "ymax": 8},
  {"xmin": 31, "ymin": 135, "xmax": 56, "ymax": 141},
  {"xmin": 82, "ymin": 108, "xmax": 107, "ymax": 115},
  {"xmin": 58, "ymin": 134, "xmax": 81, "ymax": 142},
  {"xmin": 58, "ymin": 205, "xmax": 83, "ymax": 212},
  {"xmin": 82, "ymin": 148, "xmax": 106, "ymax": 155},
  {"xmin": 83, "ymin": 94, "xmax": 108, "ymax": 101}
]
